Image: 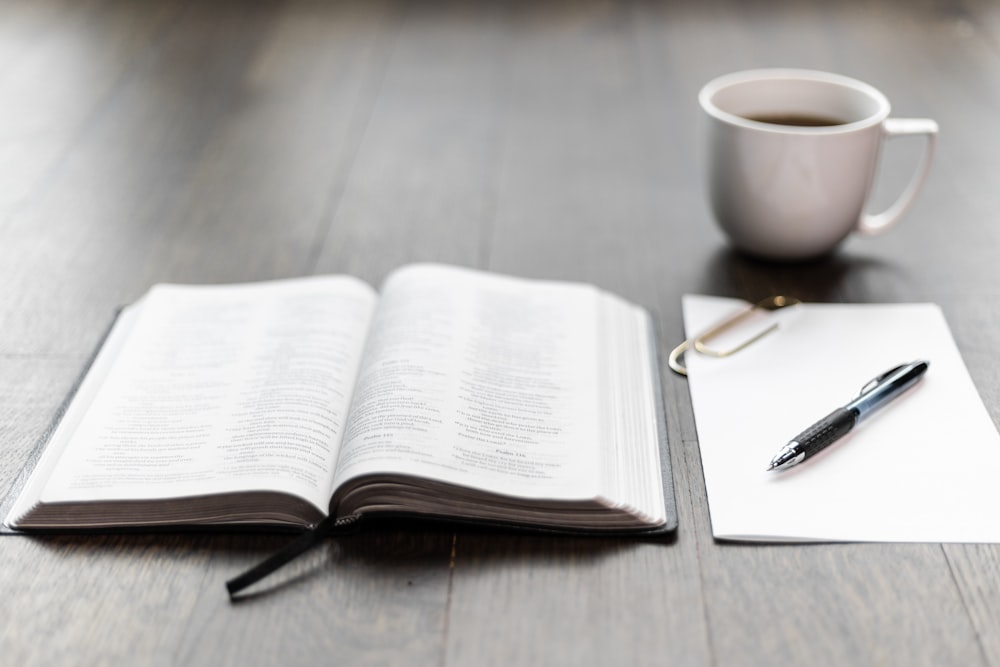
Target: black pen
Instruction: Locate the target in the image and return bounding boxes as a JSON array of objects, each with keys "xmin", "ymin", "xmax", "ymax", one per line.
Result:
[{"xmin": 768, "ymin": 360, "xmax": 930, "ymax": 472}]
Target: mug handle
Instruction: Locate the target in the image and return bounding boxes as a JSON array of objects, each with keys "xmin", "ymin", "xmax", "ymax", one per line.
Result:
[{"xmin": 857, "ymin": 117, "xmax": 939, "ymax": 235}]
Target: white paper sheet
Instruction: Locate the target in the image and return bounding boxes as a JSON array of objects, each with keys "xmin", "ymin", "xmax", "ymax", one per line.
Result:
[{"xmin": 683, "ymin": 295, "xmax": 1000, "ymax": 542}]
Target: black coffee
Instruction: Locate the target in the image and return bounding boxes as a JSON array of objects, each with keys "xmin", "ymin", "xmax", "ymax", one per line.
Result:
[{"xmin": 744, "ymin": 112, "xmax": 847, "ymax": 127}]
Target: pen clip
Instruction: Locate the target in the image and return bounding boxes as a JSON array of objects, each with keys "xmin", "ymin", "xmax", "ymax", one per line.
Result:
[{"xmin": 858, "ymin": 364, "xmax": 906, "ymax": 396}]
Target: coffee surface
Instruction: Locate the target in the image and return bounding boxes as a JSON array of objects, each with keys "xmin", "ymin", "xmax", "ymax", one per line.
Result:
[{"xmin": 744, "ymin": 112, "xmax": 847, "ymax": 127}]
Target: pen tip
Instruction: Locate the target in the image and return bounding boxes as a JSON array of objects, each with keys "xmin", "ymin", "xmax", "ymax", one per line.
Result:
[{"xmin": 768, "ymin": 447, "xmax": 805, "ymax": 472}]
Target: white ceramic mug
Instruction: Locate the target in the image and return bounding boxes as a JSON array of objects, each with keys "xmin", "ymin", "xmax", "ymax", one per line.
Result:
[{"xmin": 699, "ymin": 69, "xmax": 938, "ymax": 261}]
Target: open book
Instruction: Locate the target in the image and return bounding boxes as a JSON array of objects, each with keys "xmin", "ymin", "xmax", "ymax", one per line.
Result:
[{"xmin": 4, "ymin": 264, "xmax": 675, "ymax": 541}]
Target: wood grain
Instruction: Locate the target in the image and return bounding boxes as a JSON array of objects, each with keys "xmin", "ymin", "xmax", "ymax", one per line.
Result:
[{"xmin": 3, "ymin": 0, "xmax": 1000, "ymax": 665}]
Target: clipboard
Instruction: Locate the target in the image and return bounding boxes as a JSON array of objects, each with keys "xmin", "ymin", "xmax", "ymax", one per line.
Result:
[{"xmin": 679, "ymin": 294, "xmax": 1000, "ymax": 543}]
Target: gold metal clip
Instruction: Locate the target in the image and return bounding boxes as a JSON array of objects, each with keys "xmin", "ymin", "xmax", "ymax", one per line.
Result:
[{"xmin": 669, "ymin": 296, "xmax": 800, "ymax": 376}]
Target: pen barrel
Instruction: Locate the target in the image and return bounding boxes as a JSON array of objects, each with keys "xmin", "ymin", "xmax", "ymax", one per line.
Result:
[{"xmin": 791, "ymin": 407, "xmax": 858, "ymax": 457}]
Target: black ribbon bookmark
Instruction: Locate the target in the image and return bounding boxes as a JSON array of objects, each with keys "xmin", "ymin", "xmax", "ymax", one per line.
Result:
[{"xmin": 226, "ymin": 515, "xmax": 355, "ymax": 599}]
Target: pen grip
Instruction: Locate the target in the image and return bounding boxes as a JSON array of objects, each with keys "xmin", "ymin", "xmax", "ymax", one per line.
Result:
[{"xmin": 792, "ymin": 407, "xmax": 857, "ymax": 456}]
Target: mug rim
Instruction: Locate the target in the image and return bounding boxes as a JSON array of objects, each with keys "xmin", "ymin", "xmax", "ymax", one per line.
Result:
[{"xmin": 698, "ymin": 68, "xmax": 891, "ymax": 134}]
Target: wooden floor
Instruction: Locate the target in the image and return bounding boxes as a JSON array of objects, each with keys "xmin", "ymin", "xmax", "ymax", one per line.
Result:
[{"xmin": 3, "ymin": 0, "xmax": 1000, "ymax": 664}]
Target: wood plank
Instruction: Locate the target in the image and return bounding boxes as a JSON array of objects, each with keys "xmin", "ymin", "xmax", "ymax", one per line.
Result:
[
  {"xmin": 0, "ymin": 0, "xmax": 293, "ymax": 356},
  {"xmin": 0, "ymin": 0, "xmax": 182, "ymax": 213},
  {"xmin": 446, "ymin": 535, "xmax": 704, "ymax": 667},
  {"xmin": 443, "ymin": 2, "xmax": 708, "ymax": 665},
  {"xmin": 138, "ymin": 0, "xmax": 405, "ymax": 286},
  {"xmin": 937, "ymin": 294, "xmax": 1000, "ymax": 666},
  {"xmin": 0, "ymin": 0, "xmax": 399, "ymax": 357},
  {"xmin": 0, "ymin": 0, "xmax": 184, "ymax": 357},
  {"xmin": 178, "ymin": 530, "xmax": 454, "ymax": 667},
  {"xmin": 0, "ymin": 356, "xmax": 88, "ymax": 512},
  {"xmin": 700, "ymin": 543, "xmax": 982, "ymax": 665},
  {"xmin": 0, "ymin": 532, "xmax": 217, "ymax": 666},
  {"xmin": 945, "ymin": 542, "xmax": 1000, "ymax": 667},
  {"xmin": 312, "ymin": 0, "xmax": 508, "ymax": 283}
]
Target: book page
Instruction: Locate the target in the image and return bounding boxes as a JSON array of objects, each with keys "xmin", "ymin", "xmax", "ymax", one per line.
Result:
[
  {"xmin": 37, "ymin": 277, "xmax": 377, "ymax": 513},
  {"xmin": 331, "ymin": 265, "xmax": 604, "ymax": 501}
]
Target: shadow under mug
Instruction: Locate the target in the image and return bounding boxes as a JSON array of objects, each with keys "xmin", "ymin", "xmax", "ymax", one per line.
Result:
[{"xmin": 699, "ymin": 69, "xmax": 938, "ymax": 261}]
